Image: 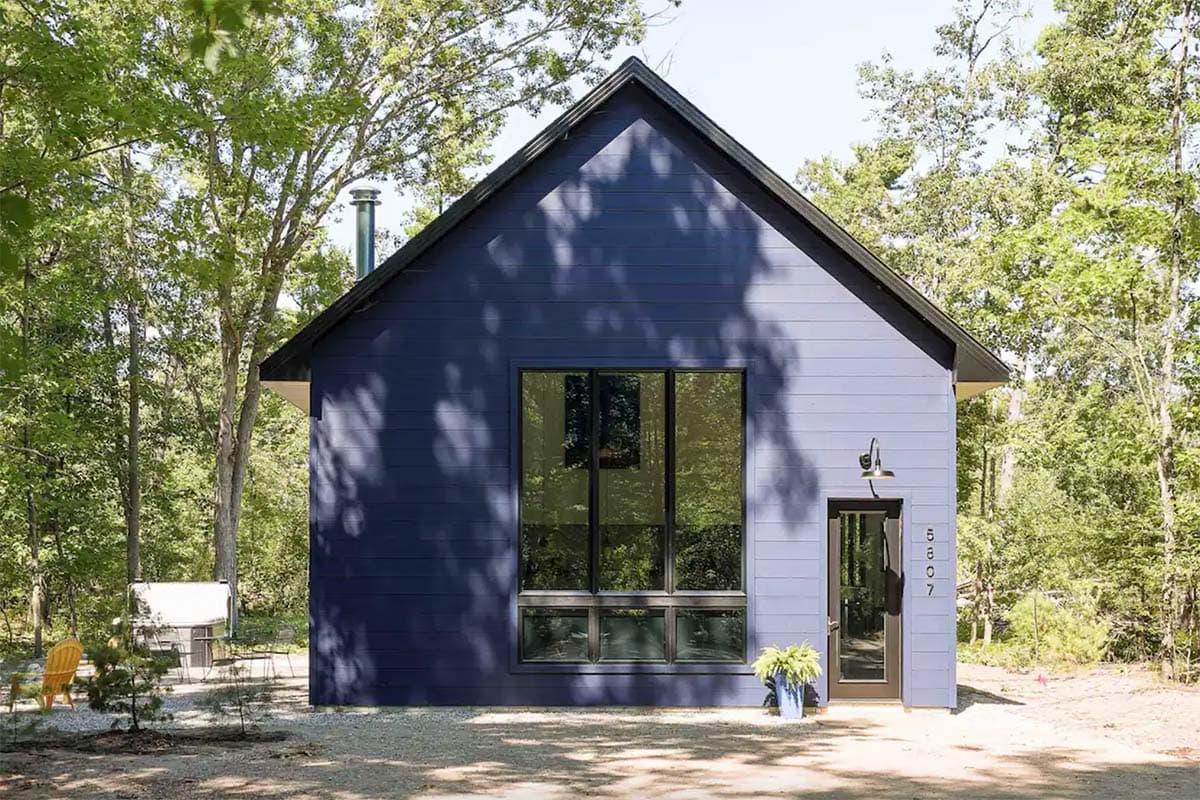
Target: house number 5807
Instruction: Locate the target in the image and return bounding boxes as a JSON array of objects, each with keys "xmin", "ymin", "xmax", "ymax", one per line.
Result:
[{"xmin": 925, "ymin": 528, "xmax": 935, "ymax": 596}]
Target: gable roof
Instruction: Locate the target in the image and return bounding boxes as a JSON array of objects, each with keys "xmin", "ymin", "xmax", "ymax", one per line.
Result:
[{"xmin": 261, "ymin": 56, "xmax": 1009, "ymax": 403}]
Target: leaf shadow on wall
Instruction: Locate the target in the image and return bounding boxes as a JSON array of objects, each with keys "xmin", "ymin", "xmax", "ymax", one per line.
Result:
[{"xmin": 305, "ymin": 83, "xmax": 953, "ymax": 706}]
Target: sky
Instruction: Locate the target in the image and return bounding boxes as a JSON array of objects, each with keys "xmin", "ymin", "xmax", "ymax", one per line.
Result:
[{"xmin": 326, "ymin": 0, "xmax": 1053, "ymax": 255}]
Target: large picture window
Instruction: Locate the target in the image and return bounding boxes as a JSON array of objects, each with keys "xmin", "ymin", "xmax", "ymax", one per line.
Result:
[{"xmin": 518, "ymin": 369, "xmax": 745, "ymax": 664}]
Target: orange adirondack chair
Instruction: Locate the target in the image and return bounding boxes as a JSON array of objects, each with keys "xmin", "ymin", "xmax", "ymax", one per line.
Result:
[{"xmin": 7, "ymin": 638, "xmax": 84, "ymax": 712}]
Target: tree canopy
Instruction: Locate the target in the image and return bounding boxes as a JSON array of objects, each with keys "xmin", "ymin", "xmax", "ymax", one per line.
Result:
[
  {"xmin": 0, "ymin": 0, "xmax": 660, "ymax": 649},
  {"xmin": 801, "ymin": 0, "xmax": 1200, "ymax": 676},
  {"xmin": 2, "ymin": 0, "xmax": 1199, "ymax": 681}
]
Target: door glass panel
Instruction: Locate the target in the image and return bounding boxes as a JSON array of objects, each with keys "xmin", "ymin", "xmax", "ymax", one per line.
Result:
[
  {"xmin": 520, "ymin": 372, "xmax": 591, "ymax": 590},
  {"xmin": 598, "ymin": 372, "xmax": 666, "ymax": 590},
  {"xmin": 674, "ymin": 372, "xmax": 743, "ymax": 590},
  {"xmin": 839, "ymin": 512, "xmax": 887, "ymax": 681}
]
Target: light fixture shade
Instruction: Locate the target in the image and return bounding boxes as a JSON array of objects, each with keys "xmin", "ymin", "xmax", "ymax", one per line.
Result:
[{"xmin": 860, "ymin": 437, "xmax": 896, "ymax": 481}]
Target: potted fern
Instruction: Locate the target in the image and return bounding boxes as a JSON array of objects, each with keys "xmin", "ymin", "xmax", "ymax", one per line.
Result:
[{"xmin": 752, "ymin": 643, "xmax": 822, "ymax": 719}]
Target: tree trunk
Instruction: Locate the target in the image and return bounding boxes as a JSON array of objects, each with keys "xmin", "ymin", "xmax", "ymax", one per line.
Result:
[
  {"xmin": 24, "ymin": 421, "xmax": 46, "ymax": 658},
  {"xmin": 122, "ymin": 151, "xmax": 142, "ymax": 585},
  {"xmin": 49, "ymin": 518, "xmax": 77, "ymax": 639},
  {"xmin": 213, "ymin": 301, "xmax": 242, "ymax": 630},
  {"xmin": 47, "ymin": 444, "xmax": 78, "ymax": 638},
  {"xmin": 997, "ymin": 388, "xmax": 1021, "ymax": 504},
  {"xmin": 997, "ymin": 357, "xmax": 1029, "ymax": 508},
  {"xmin": 1158, "ymin": 0, "xmax": 1192, "ymax": 680},
  {"xmin": 987, "ymin": 452, "xmax": 997, "ymax": 519},
  {"xmin": 972, "ymin": 561, "xmax": 983, "ymax": 645},
  {"xmin": 979, "ymin": 449, "xmax": 989, "ymax": 517},
  {"xmin": 213, "ymin": 317, "xmax": 272, "ymax": 631},
  {"xmin": 102, "ymin": 298, "xmax": 139, "ymax": 591},
  {"xmin": 22, "ymin": 258, "xmax": 46, "ymax": 658},
  {"xmin": 212, "ymin": 248, "xmax": 290, "ymax": 631},
  {"xmin": 125, "ymin": 286, "xmax": 142, "ymax": 583}
]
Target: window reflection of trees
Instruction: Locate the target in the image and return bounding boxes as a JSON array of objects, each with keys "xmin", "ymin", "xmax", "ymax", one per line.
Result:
[
  {"xmin": 676, "ymin": 609, "xmax": 745, "ymax": 662},
  {"xmin": 600, "ymin": 609, "xmax": 665, "ymax": 661},
  {"xmin": 522, "ymin": 609, "xmax": 589, "ymax": 661},
  {"xmin": 675, "ymin": 372, "xmax": 743, "ymax": 591},
  {"xmin": 518, "ymin": 369, "xmax": 746, "ymax": 664},
  {"xmin": 599, "ymin": 371, "xmax": 664, "ymax": 591},
  {"xmin": 520, "ymin": 372, "xmax": 590, "ymax": 590}
]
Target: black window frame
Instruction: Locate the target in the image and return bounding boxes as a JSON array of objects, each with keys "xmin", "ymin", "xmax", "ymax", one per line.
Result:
[{"xmin": 517, "ymin": 367, "xmax": 747, "ymax": 664}]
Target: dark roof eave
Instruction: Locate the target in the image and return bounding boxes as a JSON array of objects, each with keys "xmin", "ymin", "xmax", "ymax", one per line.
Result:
[{"xmin": 261, "ymin": 57, "xmax": 1009, "ymax": 388}]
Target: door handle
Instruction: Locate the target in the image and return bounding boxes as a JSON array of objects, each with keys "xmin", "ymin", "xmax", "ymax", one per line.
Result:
[{"xmin": 828, "ymin": 620, "xmax": 840, "ymax": 632}]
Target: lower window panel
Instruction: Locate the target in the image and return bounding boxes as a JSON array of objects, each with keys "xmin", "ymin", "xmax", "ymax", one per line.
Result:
[
  {"xmin": 521, "ymin": 609, "xmax": 589, "ymax": 662},
  {"xmin": 600, "ymin": 609, "xmax": 666, "ymax": 662},
  {"xmin": 675, "ymin": 609, "xmax": 746, "ymax": 662},
  {"xmin": 519, "ymin": 605, "xmax": 745, "ymax": 664}
]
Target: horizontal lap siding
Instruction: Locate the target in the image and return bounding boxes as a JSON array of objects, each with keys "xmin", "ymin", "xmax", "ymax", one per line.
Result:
[{"xmin": 309, "ymin": 84, "xmax": 956, "ymax": 707}]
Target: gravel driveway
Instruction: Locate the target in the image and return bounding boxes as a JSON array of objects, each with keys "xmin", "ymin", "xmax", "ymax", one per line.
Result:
[{"xmin": 3, "ymin": 657, "xmax": 1199, "ymax": 799}]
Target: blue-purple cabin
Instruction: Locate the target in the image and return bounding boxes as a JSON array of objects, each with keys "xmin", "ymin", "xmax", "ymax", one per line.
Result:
[{"xmin": 261, "ymin": 58, "xmax": 1008, "ymax": 708}]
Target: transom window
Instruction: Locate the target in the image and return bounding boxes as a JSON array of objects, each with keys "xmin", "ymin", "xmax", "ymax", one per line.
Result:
[{"xmin": 518, "ymin": 369, "xmax": 745, "ymax": 663}]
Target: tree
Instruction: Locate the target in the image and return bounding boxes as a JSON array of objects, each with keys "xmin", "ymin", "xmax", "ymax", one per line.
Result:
[
  {"xmin": 798, "ymin": 0, "xmax": 1057, "ymax": 642},
  {"xmin": 83, "ymin": 638, "xmax": 173, "ymax": 732},
  {"xmin": 1, "ymin": 0, "xmax": 182, "ymax": 654},
  {"xmin": 797, "ymin": 0, "xmax": 1200, "ymax": 677},
  {"xmin": 0, "ymin": 0, "xmax": 666, "ymax": 650},
  {"xmin": 151, "ymin": 0, "xmax": 661, "ymax": 623},
  {"xmin": 1033, "ymin": 0, "xmax": 1199, "ymax": 676}
]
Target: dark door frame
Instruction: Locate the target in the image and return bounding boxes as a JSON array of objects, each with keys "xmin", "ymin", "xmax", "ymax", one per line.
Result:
[{"xmin": 827, "ymin": 498, "xmax": 903, "ymax": 700}]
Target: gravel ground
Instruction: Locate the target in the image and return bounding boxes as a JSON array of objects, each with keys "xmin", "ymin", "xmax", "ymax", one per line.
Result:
[
  {"xmin": 3, "ymin": 655, "xmax": 1199, "ymax": 799},
  {"xmin": 956, "ymin": 661, "xmax": 1200, "ymax": 758},
  {"xmin": 1, "ymin": 655, "xmax": 301, "ymax": 735}
]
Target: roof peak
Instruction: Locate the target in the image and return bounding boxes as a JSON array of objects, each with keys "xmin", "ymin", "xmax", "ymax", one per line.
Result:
[{"xmin": 261, "ymin": 55, "xmax": 1008, "ymax": 396}]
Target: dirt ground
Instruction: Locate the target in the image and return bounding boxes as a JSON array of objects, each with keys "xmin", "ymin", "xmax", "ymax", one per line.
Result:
[{"xmin": 3, "ymin": 660, "xmax": 1199, "ymax": 799}]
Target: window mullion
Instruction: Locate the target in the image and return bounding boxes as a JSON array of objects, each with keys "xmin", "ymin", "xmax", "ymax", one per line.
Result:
[
  {"xmin": 589, "ymin": 368, "xmax": 600, "ymax": 596},
  {"xmin": 665, "ymin": 369, "xmax": 675, "ymax": 596},
  {"xmin": 665, "ymin": 605, "xmax": 677, "ymax": 663},
  {"xmin": 589, "ymin": 368, "xmax": 600, "ymax": 661}
]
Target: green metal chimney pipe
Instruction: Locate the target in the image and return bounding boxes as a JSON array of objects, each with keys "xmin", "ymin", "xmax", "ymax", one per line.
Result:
[{"xmin": 349, "ymin": 186, "xmax": 381, "ymax": 280}]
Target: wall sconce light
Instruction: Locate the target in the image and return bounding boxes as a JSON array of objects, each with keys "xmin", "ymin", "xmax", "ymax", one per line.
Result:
[{"xmin": 859, "ymin": 437, "xmax": 895, "ymax": 498}]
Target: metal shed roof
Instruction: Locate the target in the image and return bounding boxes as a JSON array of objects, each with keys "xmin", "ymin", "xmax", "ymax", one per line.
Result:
[{"xmin": 262, "ymin": 57, "xmax": 1009, "ymax": 408}]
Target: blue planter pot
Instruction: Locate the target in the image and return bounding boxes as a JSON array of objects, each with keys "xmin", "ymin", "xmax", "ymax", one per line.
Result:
[{"xmin": 775, "ymin": 672, "xmax": 804, "ymax": 718}]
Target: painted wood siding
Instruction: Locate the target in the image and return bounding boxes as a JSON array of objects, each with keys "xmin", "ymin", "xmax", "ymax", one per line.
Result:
[{"xmin": 308, "ymin": 85, "xmax": 957, "ymax": 707}]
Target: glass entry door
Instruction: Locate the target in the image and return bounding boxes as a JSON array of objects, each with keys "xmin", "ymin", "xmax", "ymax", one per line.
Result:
[{"xmin": 828, "ymin": 500, "xmax": 902, "ymax": 700}]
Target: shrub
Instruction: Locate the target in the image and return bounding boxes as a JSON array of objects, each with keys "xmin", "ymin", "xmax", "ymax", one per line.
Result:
[
  {"xmin": 81, "ymin": 640, "xmax": 172, "ymax": 731},
  {"xmin": 956, "ymin": 587, "xmax": 1110, "ymax": 670},
  {"xmin": 957, "ymin": 639, "xmax": 1036, "ymax": 670},
  {"xmin": 1008, "ymin": 590, "xmax": 1109, "ymax": 666}
]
